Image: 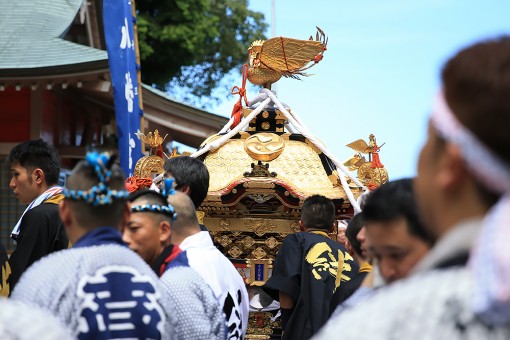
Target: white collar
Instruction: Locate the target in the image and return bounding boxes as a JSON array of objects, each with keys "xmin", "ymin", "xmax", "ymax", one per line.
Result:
[{"xmin": 412, "ymin": 218, "xmax": 482, "ymax": 274}]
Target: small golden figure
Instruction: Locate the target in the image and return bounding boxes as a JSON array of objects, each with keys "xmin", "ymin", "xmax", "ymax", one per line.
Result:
[
  {"xmin": 345, "ymin": 134, "xmax": 388, "ymax": 190},
  {"xmin": 134, "ymin": 130, "xmax": 168, "ymax": 150}
]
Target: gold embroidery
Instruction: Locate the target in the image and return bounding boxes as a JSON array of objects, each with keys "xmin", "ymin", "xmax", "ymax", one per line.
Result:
[
  {"xmin": 0, "ymin": 261, "xmax": 11, "ymax": 297},
  {"xmin": 335, "ymin": 250, "xmax": 344, "ymax": 290},
  {"xmin": 340, "ymin": 263, "xmax": 352, "ymax": 281},
  {"xmin": 305, "ymin": 242, "xmax": 353, "ymax": 291}
]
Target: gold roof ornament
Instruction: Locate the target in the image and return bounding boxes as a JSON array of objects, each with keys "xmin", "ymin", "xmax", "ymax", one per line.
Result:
[
  {"xmin": 135, "ymin": 129, "xmax": 168, "ymax": 150},
  {"xmin": 343, "ymin": 153, "xmax": 367, "ymax": 171},
  {"xmin": 345, "ymin": 134, "xmax": 389, "ymax": 190},
  {"xmin": 247, "ymin": 27, "xmax": 327, "ymax": 89}
]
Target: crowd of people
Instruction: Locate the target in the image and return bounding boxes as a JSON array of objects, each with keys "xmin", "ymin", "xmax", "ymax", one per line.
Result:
[{"xmin": 1, "ymin": 36, "xmax": 510, "ymax": 339}]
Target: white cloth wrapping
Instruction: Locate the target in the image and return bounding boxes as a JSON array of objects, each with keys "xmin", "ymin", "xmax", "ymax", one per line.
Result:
[
  {"xmin": 11, "ymin": 186, "xmax": 62, "ymax": 240},
  {"xmin": 11, "ymin": 244, "xmax": 175, "ymax": 339},
  {"xmin": 179, "ymin": 231, "xmax": 249, "ymax": 338}
]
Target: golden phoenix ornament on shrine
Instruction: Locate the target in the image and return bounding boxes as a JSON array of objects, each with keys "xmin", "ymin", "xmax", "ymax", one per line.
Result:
[
  {"xmin": 247, "ymin": 27, "xmax": 328, "ymax": 88},
  {"xmin": 345, "ymin": 134, "xmax": 389, "ymax": 190}
]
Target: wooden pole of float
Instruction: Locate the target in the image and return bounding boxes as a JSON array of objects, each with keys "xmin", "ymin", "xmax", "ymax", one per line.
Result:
[{"xmin": 131, "ymin": 0, "xmax": 146, "ymax": 152}]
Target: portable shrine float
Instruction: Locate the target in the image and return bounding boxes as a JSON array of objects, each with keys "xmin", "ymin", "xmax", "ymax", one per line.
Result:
[
  {"xmin": 131, "ymin": 28, "xmax": 388, "ymax": 339},
  {"xmin": 189, "ymin": 29, "xmax": 388, "ymax": 339}
]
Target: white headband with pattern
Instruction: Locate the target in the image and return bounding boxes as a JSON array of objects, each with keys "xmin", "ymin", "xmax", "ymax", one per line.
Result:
[
  {"xmin": 431, "ymin": 92, "xmax": 510, "ymax": 193},
  {"xmin": 431, "ymin": 91, "xmax": 510, "ymax": 325}
]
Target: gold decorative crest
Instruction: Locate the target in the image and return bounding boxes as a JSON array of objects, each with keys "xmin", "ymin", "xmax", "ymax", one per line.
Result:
[
  {"xmin": 132, "ymin": 129, "xmax": 167, "ymax": 179},
  {"xmin": 244, "ymin": 133, "xmax": 285, "ymax": 161},
  {"xmin": 133, "ymin": 155, "xmax": 164, "ymax": 179},
  {"xmin": 345, "ymin": 134, "xmax": 389, "ymax": 189},
  {"xmin": 244, "ymin": 161, "xmax": 277, "ymax": 178}
]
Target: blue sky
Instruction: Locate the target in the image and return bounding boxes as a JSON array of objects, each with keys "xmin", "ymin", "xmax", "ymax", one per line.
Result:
[{"xmin": 208, "ymin": 0, "xmax": 510, "ymax": 180}]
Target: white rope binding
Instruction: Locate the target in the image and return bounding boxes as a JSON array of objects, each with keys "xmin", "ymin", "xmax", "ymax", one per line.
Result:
[{"xmin": 191, "ymin": 89, "xmax": 367, "ymax": 212}]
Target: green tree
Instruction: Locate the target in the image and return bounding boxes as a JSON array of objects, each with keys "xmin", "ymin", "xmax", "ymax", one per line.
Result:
[{"xmin": 136, "ymin": 0, "xmax": 268, "ymax": 106}]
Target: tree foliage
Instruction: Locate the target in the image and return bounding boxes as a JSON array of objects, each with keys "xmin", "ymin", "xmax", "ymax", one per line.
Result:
[{"xmin": 136, "ymin": 0, "xmax": 268, "ymax": 106}]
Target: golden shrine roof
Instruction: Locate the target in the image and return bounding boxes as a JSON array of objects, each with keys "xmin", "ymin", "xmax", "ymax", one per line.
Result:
[{"xmin": 203, "ymin": 132, "xmax": 360, "ymax": 204}]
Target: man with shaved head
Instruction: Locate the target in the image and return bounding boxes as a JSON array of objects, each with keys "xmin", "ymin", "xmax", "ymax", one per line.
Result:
[
  {"xmin": 167, "ymin": 191, "xmax": 249, "ymax": 340},
  {"xmin": 124, "ymin": 189, "xmax": 225, "ymax": 340}
]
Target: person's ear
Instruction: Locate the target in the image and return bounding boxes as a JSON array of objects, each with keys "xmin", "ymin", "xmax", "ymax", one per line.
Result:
[
  {"xmin": 33, "ymin": 168, "xmax": 45, "ymax": 185},
  {"xmin": 159, "ymin": 220, "xmax": 171, "ymax": 244},
  {"xmin": 179, "ymin": 185, "xmax": 191, "ymax": 196},
  {"xmin": 328, "ymin": 222, "xmax": 336, "ymax": 233},
  {"xmin": 345, "ymin": 240, "xmax": 355, "ymax": 256},
  {"xmin": 120, "ymin": 204, "xmax": 132, "ymax": 232},
  {"xmin": 436, "ymin": 144, "xmax": 466, "ymax": 191},
  {"xmin": 59, "ymin": 200, "xmax": 72, "ymax": 228},
  {"xmin": 299, "ymin": 220, "xmax": 304, "ymax": 231}
]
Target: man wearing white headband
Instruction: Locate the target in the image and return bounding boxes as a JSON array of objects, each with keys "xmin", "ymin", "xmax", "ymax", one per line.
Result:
[{"xmin": 314, "ymin": 37, "xmax": 510, "ymax": 338}]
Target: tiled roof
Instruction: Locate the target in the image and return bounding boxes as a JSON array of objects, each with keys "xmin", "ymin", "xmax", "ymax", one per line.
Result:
[
  {"xmin": 0, "ymin": 0, "xmax": 107, "ymax": 70},
  {"xmin": 0, "ymin": 38, "xmax": 107, "ymax": 70}
]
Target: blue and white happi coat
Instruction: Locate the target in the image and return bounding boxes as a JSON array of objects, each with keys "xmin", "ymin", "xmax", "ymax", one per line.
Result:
[
  {"xmin": 0, "ymin": 300, "xmax": 73, "ymax": 340},
  {"xmin": 11, "ymin": 227, "xmax": 174, "ymax": 339},
  {"xmin": 156, "ymin": 245, "xmax": 226, "ymax": 340}
]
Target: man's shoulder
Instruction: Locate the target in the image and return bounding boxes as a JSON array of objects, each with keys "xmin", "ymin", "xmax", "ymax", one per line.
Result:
[
  {"xmin": 317, "ymin": 268, "xmax": 474, "ymax": 338},
  {"xmin": 291, "ymin": 232, "xmax": 350, "ymax": 254},
  {"xmin": 280, "ymin": 232, "xmax": 306, "ymax": 247},
  {"xmin": 283, "ymin": 231, "xmax": 339, "ymax": 245},
  {"xmin": 17, "ymin": 245, "xmax": 158, "ymax": 289},
  {"xmin": 185, "ymin": 247, "xmax": 246, "ymax": 297},
  {"xmin": 23, "ymin": 203, "xmax": 60, "ymax": 219},
  {"xmin": 186, "ymin": 241, "xmax": 233, "ymax": 265},
  {"xmin": 187, "ymin": 247, "xmax": 243, "ymax": 280},
  {"xmin": 161, "ymin": 265, "xmax": 208, "ymax": 291},
  {"xmin": 26, "ymin": 244, "xmax": 148, "ymax": 271},
  {"xmin": 363, "ymin": 268, "xmax": 471, "ymax": 308},
  {"xmin": 163, "ymin": 265, "xmax": 200, "ymax": 280},
  {"xmin": 12, "ymin": 247, "xmax": 73, "ymax": 290}
]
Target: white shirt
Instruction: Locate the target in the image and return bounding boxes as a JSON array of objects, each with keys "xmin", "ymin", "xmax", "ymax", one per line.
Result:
[{"xmin": 180, "ymin": 231, "xmax": 249, "ymax": 338}]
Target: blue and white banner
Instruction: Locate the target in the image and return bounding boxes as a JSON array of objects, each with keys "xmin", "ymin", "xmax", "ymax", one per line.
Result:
[{"xmin": 103, "ymin": 0, "xmax": 142, "ymax": 176}]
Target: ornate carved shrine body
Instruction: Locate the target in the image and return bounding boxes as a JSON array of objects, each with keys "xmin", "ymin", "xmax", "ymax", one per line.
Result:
[{"xmin": 197, "ymin": 106, "xmax": 364, "ymax": 339}]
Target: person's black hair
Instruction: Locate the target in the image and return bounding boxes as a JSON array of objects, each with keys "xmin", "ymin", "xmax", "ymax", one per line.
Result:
[
  {"xmin": 442, "ymin": 36, "xmax": 510, "ymax": 205},
  {"xmin": 301, "ymin": 194, "xmax": 335, "ymax": 231},
  {"xmin": 345, "ymin": 213, "xmax": 364, "ymax": 256},
  {"xmin": 129, "ymin": 189, "xmax": 168, "ymax": 206},
  {"xmin": 442, "ymin": 36, "xmax": 510, "ymax": 165},
  {"xmin": 7, "ymin": 139, "xmax": 60, "ymax": 185},
  {"xmin": 128, "ymin": 189, "xmax": 173, "ymax": 223},
  {"xmin": 363, "ymin": 178, "xmax": 433, "ymax": 245},
  {"xmin": 164, "ymin": 156, "xmax": 209, "ymax": 208}
]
